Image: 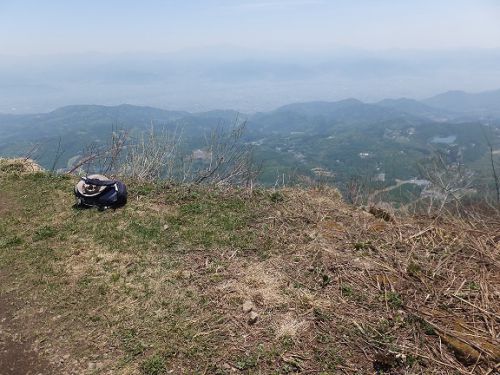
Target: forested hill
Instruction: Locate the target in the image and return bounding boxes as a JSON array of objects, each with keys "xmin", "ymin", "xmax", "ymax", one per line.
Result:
[
  {"xmin": 423, "ymin": 88, "xmax": 500, "ymax": 117},
  {"xmin": 0, "ymin": 90, "xmax": 499, "ymax": 204}
]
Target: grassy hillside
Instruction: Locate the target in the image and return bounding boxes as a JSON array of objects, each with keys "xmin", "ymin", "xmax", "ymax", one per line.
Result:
[{"xmin": 0, "ymin": 160, "xmax": 499, "ymax": 374}]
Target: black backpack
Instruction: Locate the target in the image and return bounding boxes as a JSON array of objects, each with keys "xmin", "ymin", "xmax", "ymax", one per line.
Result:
[{"xmin": 74, "ymin": 176, "xmax": 127, "ymax": 210}]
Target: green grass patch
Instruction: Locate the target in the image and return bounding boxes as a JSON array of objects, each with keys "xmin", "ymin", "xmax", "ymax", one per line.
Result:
[
  {"xmin": 33, "ymin": 225, "xmax": 57, "ymax": 241},
  {"xmin": 121, "ymin": 329, "xmax": 147, "ymax": 359},
  {"xmin": 0, "ymin": 235, "xmax": 23, "ymax": 249},
  {"xmin": 141, "ymin": 355, "xmax": 166, "ymax": 375}
]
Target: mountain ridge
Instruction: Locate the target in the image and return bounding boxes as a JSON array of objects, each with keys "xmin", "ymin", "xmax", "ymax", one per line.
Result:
[
  {"xmin": 2, "ymin": 87, "xmax": 500, "ymax": 120},
  {"xmin": 423, "ymin": 88, "xmax": 500, "ymax": 116}
]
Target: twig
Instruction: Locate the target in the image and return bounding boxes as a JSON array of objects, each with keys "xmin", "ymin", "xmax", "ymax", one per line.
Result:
[
  {"xmin": 408, "ymin": 227, "xmax": 434, "ymax": 240},
  {"xmin": 450, "ymin": 294, "xmax": 500, "ymax": 320}
]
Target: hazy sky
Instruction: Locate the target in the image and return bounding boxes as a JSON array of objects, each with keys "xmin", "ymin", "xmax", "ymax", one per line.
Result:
[{"xmin": 1, "ymin": 0, "xmax": 500, "ymax": 55}]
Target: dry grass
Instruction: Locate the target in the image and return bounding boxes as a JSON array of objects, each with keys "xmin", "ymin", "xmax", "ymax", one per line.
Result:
[
  {"xmin": 259, "ymin": 188, "xmax": 500, "ymax": 374},
  {"xmin": 0, "ymin": 168, "xmax": 498, "ymax": 374},
  {"xmin": 0, "ymin": 157, "xmax": 43, "ymax": 174}
]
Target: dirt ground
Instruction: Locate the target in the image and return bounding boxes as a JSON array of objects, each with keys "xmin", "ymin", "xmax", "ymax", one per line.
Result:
[
  {"xmin": 0, "ymin": 188, "xmax": 54, "ymax": 374},
  {"xmin": 0, "ymin": 170, "xmax": 498, "ymax": 374},
  {"xmin": 0, "ymin": 192, "xmax": 12, "ymax": 216},
  {"xmin": 0, "ymin": 280, "xmax": 55, "ymax": 375}
]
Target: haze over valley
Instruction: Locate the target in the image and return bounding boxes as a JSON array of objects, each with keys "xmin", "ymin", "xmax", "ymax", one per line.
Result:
[{"xmin": 2, "ymin": 48, "xmax": 500, "ymax": 114}]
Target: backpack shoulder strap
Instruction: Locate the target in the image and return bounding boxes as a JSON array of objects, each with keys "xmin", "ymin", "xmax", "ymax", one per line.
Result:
[{"xmin": 81, "ymin": 177, "xmax": 117, "ymax": 187}]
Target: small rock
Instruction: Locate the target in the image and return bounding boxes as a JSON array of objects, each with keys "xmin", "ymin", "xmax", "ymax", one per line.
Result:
[
  {"xmin": 242, "ymin": 300, "xmax": 254, "ymax": 313},
  {"xmin": 88, "ymin": 361, "xmax": 103, "ymax": 370},
  {"xmin": 163, "ymin": 224, "xmax": 169, "ymax": 230},
  {"xmin": 368, "ymin": 203, "xmax": 395, "ymax": 222},
  {"xmin": 181, "ymin": 270, "xmax": 192, "ymax": 279},
  {"xmin": 248, "ymin": 311, "xmax": 259, "ymax": 325}
]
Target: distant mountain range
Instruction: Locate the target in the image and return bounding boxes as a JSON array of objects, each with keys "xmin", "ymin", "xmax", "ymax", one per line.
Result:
[
  {"xmin": 278, "ymin": 87, "xmax": 500, "ymax": 121},
  {"xmin": 423, "ymin": 89, "xmax": 500, "ymax": 117},
  {"xmin": 376, "ymin": 98, "xmax": 456, "ymax": 121},
  {"xmin": 0, "ymin": 88, "xmax": 499, "ymax": 201},
  {"xmin": 1, "ymin": 89, "xmax": 498, "ymax": 140}
]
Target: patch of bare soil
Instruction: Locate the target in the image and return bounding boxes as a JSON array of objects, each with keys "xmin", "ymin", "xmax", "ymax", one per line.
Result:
[
  {"xmin": 0, "ymin": 288, "xmax": 55, "ymax": 375},
  {"xmin": 0, "ymin": 192, "xmax": 19, "ymax": 216}
]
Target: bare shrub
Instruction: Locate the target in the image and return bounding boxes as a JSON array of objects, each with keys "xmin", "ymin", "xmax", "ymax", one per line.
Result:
[
  {"xmin": 66, "ymin": 119, "xmax": 260, "ymax": 187},
  {"xmin": 417, "ymin": 152, "xmax": 474, "ymax": 214},
  {"xmin": 191, "ymin": 121, "xmax": 260, "ymax": 186},
  {"xmin": 481, "ymin": 125, "xmax": 500, "ymax": 205},
  {"xmin": 119, "ymin": 126, "xmax": 182, "ymax": 181},
  {"xmin": 67, "ymin": 125, "xmax": 128, "ymax": 175},
  {"xmin": 345, "ymin": 175, "xmax": 376, "ymax": 206}
]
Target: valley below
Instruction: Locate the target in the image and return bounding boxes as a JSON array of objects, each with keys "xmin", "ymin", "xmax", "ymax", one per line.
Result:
[{"xmin": 1, "ymin": 89, "xmax": 499, "ymax": 206}]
